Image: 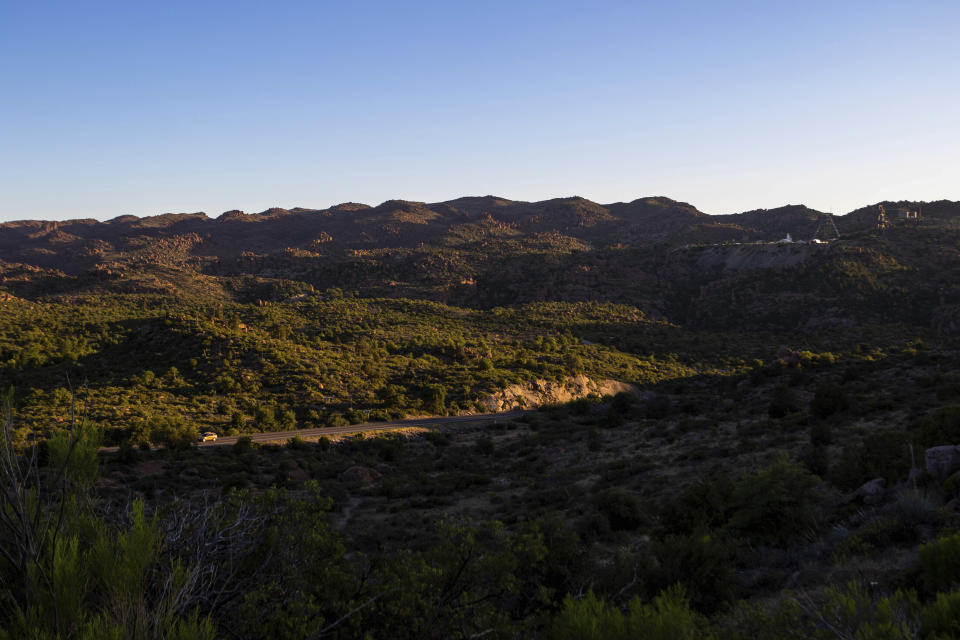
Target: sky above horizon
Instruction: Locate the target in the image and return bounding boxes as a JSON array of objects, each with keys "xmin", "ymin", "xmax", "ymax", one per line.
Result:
[{"xmin": 1, "ymin": 1, "xmax": 958, "ymax": 222}]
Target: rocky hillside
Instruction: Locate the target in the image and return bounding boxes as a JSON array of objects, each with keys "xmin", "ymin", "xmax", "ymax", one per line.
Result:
[
  {"xmin": 2, "ymin": 196, "xmax": 960, "ymax": 334},
  {"xmin": 6, "ymin": 196, "xmax": 954, "ymax": 273}
]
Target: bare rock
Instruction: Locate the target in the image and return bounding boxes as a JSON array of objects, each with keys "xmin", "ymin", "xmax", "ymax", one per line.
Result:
[
  {"xmin": 925, "ymin": 445, "xmax": 960, "ymax": 481},
  {"xmin": 852, "ymin": 478, "xmax": 886, "ymax": 505},
  {"xmin": 479, "ymin": 375, "xmax": 639, "ymax": 412},
  {"xmin": 339, "ymin": 466, "xmax": 382, "ymax": 484}
]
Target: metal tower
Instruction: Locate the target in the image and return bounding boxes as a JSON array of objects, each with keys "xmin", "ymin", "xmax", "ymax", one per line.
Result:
[{"xmin": 812, "ymin": 213, "xmax": 840, "ymax": 241}]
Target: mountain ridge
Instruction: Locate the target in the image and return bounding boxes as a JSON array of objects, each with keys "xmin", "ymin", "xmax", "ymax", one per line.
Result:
[
  {"xmin": 2, "ymin": 194, "xmax": 959, "ymax": 335},
  {"xmin": 8, "ymin": 195, "xmax": 955, "ymax": 225}
]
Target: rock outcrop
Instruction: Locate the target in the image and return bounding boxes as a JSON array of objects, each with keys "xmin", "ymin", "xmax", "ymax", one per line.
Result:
[
  {"xmin": 851, "ymin": 478, "xmax": 886, "ymax": 505},
  {"xmin": 479, "ymin": 374, "xmax": 638, "ymax": 413},
  {"xmin": 925, "ymin": 445, "xmax": 960, "ymax": 480},
  {"xmin": 339, "ymin": 466, "xmax": 382, "ymax": 484}
]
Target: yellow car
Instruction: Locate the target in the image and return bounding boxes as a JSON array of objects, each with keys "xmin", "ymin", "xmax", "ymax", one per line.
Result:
[{"xmin": 199, "ymin": 432, "xmax": 218, "ymax": 443}]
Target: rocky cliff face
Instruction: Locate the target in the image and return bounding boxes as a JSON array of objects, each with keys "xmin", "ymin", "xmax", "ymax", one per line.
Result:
[{"xmin": 478, "ymin": 375, "xmax": 638, "ymax": 412}]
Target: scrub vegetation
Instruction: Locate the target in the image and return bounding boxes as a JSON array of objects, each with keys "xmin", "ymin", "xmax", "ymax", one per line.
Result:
[{"xmin": 3, "ymin": 196, "xmax": 960, "ymax": 637}]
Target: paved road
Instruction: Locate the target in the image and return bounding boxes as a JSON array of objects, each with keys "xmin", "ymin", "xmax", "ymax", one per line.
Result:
[{"xmin": 102, "ymin": 410, "xmax": 528, "ymax": 452}]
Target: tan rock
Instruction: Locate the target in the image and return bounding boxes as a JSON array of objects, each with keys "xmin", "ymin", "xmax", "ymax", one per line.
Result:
[{"xmin": 479, "ymin": 375, "xmax": 638, "ymax": 413}]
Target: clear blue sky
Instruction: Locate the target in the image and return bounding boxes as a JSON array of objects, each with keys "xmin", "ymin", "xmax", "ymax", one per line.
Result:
[{"xmin": 1, "ymin": 0, "xmax": 958, "ymax": 221}]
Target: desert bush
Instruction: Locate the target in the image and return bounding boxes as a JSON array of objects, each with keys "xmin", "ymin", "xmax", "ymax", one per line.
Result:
[
  {"xmin": 810, "ymin": 421, "xmax": 833, "ymax": 447},
  {"xmin": 253, "ymin": 405, "xmax": 276, "ymax": 430},
  {"xmin": 422, "ymin": 430, "xmax": 451, "ymax": 447},
  {"xmin": 116, "ymin": 439, "xmax": 139, "ymax": 464},
  {"xmin": 810, "ymin": 384, "xmax": 849, "ymax": 419},
  {"xmin": 645, "ymin": 394, "xmax": 672, "ymax": 419},
  {"xmin": 800, "ymin": 444, "xmax": 830, "ymax": 478},
  {"xmin": 793, "ymin": 581, "xmax": 920, "ymax": 640},
  {"xmin": 611, "ymin": 391, "xmax": 635, "ymax": 414},
  {"xmin": 287, "ymin": 436, "xmax": 311, "ymax": 451},
  {"xmin": 660, "ymin": 474, "xmax": 735, "ymax": 535},
  {"xmin": 233, "ymin": 435, "xmax": 256, "ymax": 454},
  {"xmin": 647, "ymin": 533, "xmax": 736, "ymax": 614},
  {"xmin": 551, "ymin": 586, "xmax": 713, "ymax": 640},
  {"xmin": 922, "ymin": 588, "xmax": 960, "ymax": 639},
  {"xmin": 728, "ymin": 455, "xmax": 824, "ymax": 546},
  {"xmin": 569, "ymin": 398, "xmax": 592, "ymax": 416},
  {"xmin": 768, "ymin": 386, "xmax": 799, "ymax": 419},
  {"xmin": 278, "ymin": 409, "xmax": 297, "ymax": 430},
  {"xmin": 419, "ymin": 383, "xmax": 447, "ymax": 414},
  {"xmin": 475, "ymin": 436, "xmax": 495, "ymax": 455},
  {"xmin": 595, "ymin": 488, "xmax": 645, "ymax": 531},
  {"xmin": 920, "ymin": 531, "xmax": 960, "ymax": 594},
  {"xmin": 134, "ymin": 415, "xmax": 199, "ymax": 449},
  {"xmin": 830, "ymin": 429, "xmax": 911, "ymax": 490},
  {"xmin": 920, "ymin": 405, "xmax": 960, "ymax": 447}
]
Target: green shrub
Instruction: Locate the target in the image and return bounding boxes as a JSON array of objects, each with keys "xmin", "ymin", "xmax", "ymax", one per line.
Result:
[
  {"xmin": 922, "ymin": 589, "xmax": 960, "ymax": 639},
  {"xmin": 137, "ymin": 416, "xmax": 198, "ymax": 450},
  {"xmin": 810, "ymin": 421, "xmax": 833, "ymax": 447},
  {"xmin": 645, "ymin": 395, "xmax": 672, "ymax": 419},
  {"xmin": 920, "ymin": 532, "xmax": 960, "ymax": 593},
  {"xmin": 728, "ymin": 455, "xmax": 824, "ymax": 546},
  {"xmin": 810, "ymin": 385, "xmax": 849, "ymax": 419},
  {"xmin": 595, "ymin": 488, "xmax": 645, "ymax": 531},
  {"xmin": 801, "ymin": 444, "xmax": 829, "ymax": 478},
  {"xmin": 326, "ymin": 413, "xmax": 349, "ymax": 427},
  {"xmin": 419, "ymin": 383, "xmax": 447, "ymax": 414},
  {"xmin": 611, "ymin": 392, "xmax": 634, "ymax": 414},
  {"xmin": 794, "ymin": 581, "xmax": 920, "ymax": 640},
  {"xmin": 278, "ymin": 409, "xmax": 297, "ymax": 430},
  {"xmin": 423, "ymin": 431, "xmax": 451, "ymax": 447},
  {"xmin": 599, "ymin": 409, "xmax": 625, "ymax": 429},
  {"xmin": 920, "ymin": 405, "xmax": 960, "ymax": 447},
  {"xmin": 570, "ymin": 398, "xmax": 592, "ymax": 416},
  {"xmin": 648, "ymin": 533, "xmax": 735, "ymax": 614},
  {"xmin": 660, "ymin": 474, "xmax": 735, "ymax": 535},
  {"xmin": 287, "ymin": 436, "xmax": 311, "ymax": 451},
  {"xmin": 233, "ymin": 435, "xmax": 256, "ymax": 454},
  {"xmin": 768, "ymin": 387, "xmax": 799, "ymax": 419},
  {"xmin": 116, "ymin": 440, "xmax": 139, "ymax": 465},
  {"xmin": 222, "ymin": 473, "xmax": 250, "ymax": 491},
  {"xmin": 344, "ymin": 408, "xmax": 367, "ymax": 424},
  {"xmin": 253, "ymin": 405, "xmax": 276, "ymax": 430},
  {"xmin": 830, "ymin": 429, "xmax": 911, "ymax": 490},
  {"xmin": 475, "ymin": 436, "xmax": 495, "ymax": 455},
  {"xmin": 551, "ymin": 586, "xmax": 713, "ymax": 640}
]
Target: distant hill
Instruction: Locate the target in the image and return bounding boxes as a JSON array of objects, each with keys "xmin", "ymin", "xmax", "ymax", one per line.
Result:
[{"xmin": 2, "ymin": 195, "xmax": 960, "ymax": 333}]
